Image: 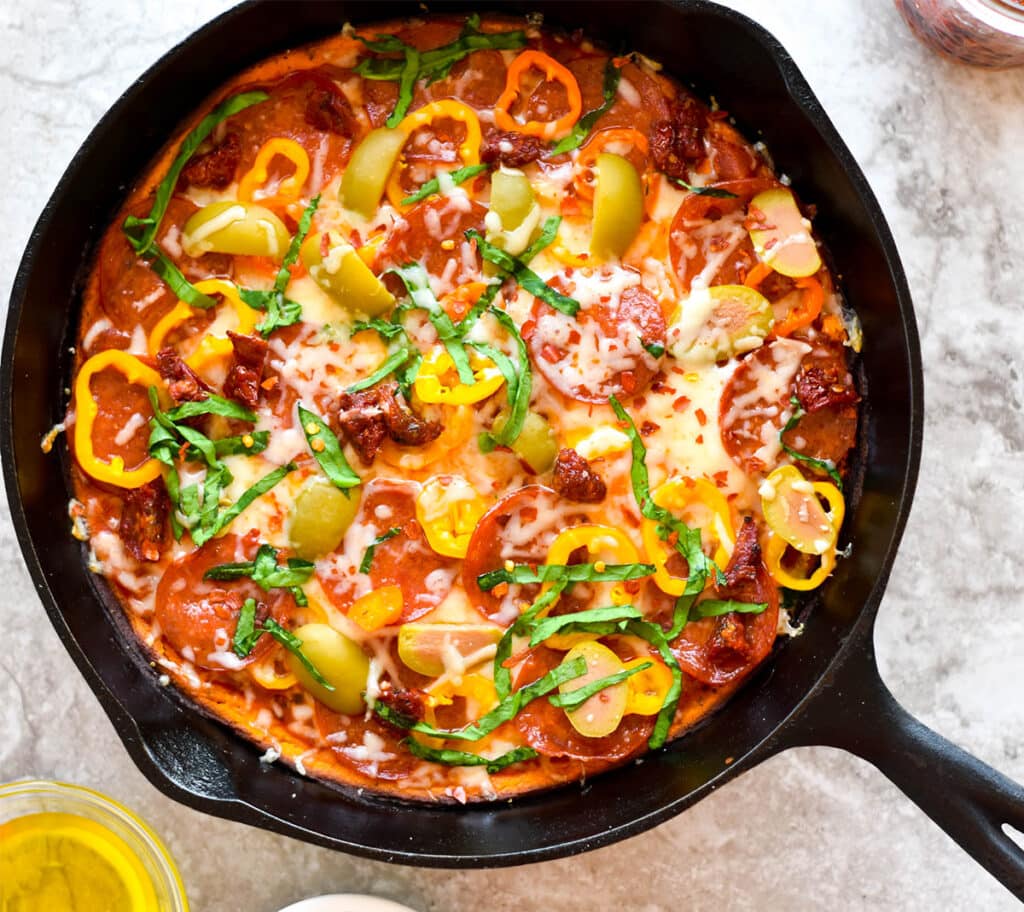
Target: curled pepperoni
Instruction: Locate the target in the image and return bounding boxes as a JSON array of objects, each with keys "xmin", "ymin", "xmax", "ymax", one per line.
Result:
[
  {"xmin": 179, "ymin": 132, "xmax": 241, "ymax": 190},
  {"xmin": 719, "ymin": 337, "xmax": 812, "ymax": 475},
  {"xmin": 462, "ymin": 485, "xmax": 588, "ymax": 622},
  {"xmin": 513, "ymin": 646, "xmax": 654, "ymax": 761},
  {"xmin": 229, "ymin": 68, "xmax": 353, "ymax": 184},
  {"xmin": 670, "ymin": 518, "xmax": 779, "ymax": 686},
  {"xmin": 322, "ymin": 479, "xmax": 456, "ymax": 623},
  {"xmin": 375, "ymin": 196, "xmax": 487, "ymax": 279},
  {"xmin": 154, "ymin": 532, "xmax": 289, "ymax": 670},
  {"xmin": 98, "ymin": 197, "xmax": 232, "ymax": 333},
  {"xmin": 527, "ymin": 282, "xmax": 666, "ymax": 404},
  {"xmin": 312, "ymin": 700, "xmax": 420, "ymax": 782},
  {"xmin": 668, "ymin": 177, "xmax": 778, "ymax": 294}
]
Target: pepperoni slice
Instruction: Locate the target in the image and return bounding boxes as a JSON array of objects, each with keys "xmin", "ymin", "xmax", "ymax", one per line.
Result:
[
  {"xmin": 375, "ymin": 196, "xmax": 487, "ymax": 280},
  {"xmin": 513, "ymin": 646, "xmax": 654, "ymax": 761},
  {"xmin": 98, "ymin": 197, "xmax": 232, "ymax": 334},
  {"xmin": 154, "ymin": 532, "xmax": 288, "ymax": 669},
  {"xmin": 668, "ymin": 177, "xmax": 778, "ymax": 293},
  {"xmin": 312, "ymin": 701, "xmax": 421, "ymax": 782},
  {"xmin": 462, "ymin": 485, "xmax": 589, "ymax": 622},
  {"xmin": 527, "ymin": 283, "xmax": 666, "ymax": 404},
  {"xmin": 322, "ymin": 479, "xmax": 457, "ymax": 623},
  {"xmin": 670, "ymin": 519, "xmax": 780, "ymax": 686},
  {"xmin": 230, "ymin": 68, "xmax": 354, "ymax": 186},
  {"xmin": 719, "ymin": 337, "xmax": 812, "ymax": 475}
]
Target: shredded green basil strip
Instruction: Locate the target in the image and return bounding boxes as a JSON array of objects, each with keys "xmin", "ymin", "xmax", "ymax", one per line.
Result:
[
  {"xmin": 478, "ymin": 561, "xmax": 654, "ymax": 592},
  {"xmin": 623, "ymin": 619, "xmax": 683, "ymax": 749},
  {"xmin": 123, "ymin": 90, "xmax": 269, "ymax": 256},
  {"xmin": 610, "ymin": 394, "xmax": 720, "ymax": 597},
  {"xmin": 356, "ymin": 20, "xmax": 526, "ymax": 85},
  {"xmin": 145, "ymin": 246, "xmax": 217, "ymax": 309},
  {"xmin": 529, "ymin": 604, "xmax": 644, "ymax": 648},
  {"xmin": 402, "ymin": 163, "xmax": 489, "ymax": 206},
  {"xmin": 375, "ymin": 656, "xmax": 587, "ymax": 742},
  {"xmin": 192, "ymin": 462, "xmax": 296, "ymax": 547},
  {"xmin": 352, "ymin": 318, "xmax": 405, "ymax": 340},
  {"xmin": 232, "ymin": 598, "xmax": 260, "ymax": 657},
  {"xmin": 359, "ymin": 527, "xmax": 402, "ymax": 574},
  {"xmin": 493, "ymin": 581, "xmax": 566, "ymax": 701},
  {"xmin": 296, "ymin": 404, "xmax": 361, "ymax": 490},
  {"xmin": 166, "ymin": 394, "xmax": 257, "ymax": 424},
  {"xmin": 550, "ymin": 59, "xmax": 622, "ymax": 155},
  {"xmin": 475, "ymin": 307, "xmax": 532, "ymax": 449},
  {"xmin": 404, "ymin": 739, "xmax": 538, "ymax": 773},
  {"xmin": 387, "ymin": 263, "xmax": 476, "ymax": 384},
  {"xmin": 212, "ymin": 431, "xmax": 270, "ymax": 458},
  {"xmin": 346, "ymin": 345, "xmax": 415, "ymax": 393},
  {"xmin": 274, "ymin": 195, "xmax": 320, "ymax": 293},
  {"xmin": 205, "ymin": 544, "xmax": 314, "ymax": 593},
  {"xmin": 466, "ymin": 229, "xmax": 580, "ymax": 316},
  {"xmin": 780, "ymin": 396, "xmax": 844, "ymax": 489},
  {"xmin": 692, "ymin": 599, "xmax": 768, "ymax": 619},
  {"xmin": 668, "ymin": 178, "xmax": 739, "ymax": 199},
  {"xmin": 642, "ymin": 339, "xmax": 666, "ymax": 359},
  {"xmin": 261, "ymin": 619, "xmax": 334, "ymax": 690},
  {"xmin": 549, "ymin": 662, "xmax": 652, "ymax": 711}
]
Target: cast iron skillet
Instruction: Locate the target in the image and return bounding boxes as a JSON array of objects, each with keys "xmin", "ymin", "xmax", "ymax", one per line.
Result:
[{"xmin": 4, "ymin": 0, "xmax": 1024, "ymax": 896}]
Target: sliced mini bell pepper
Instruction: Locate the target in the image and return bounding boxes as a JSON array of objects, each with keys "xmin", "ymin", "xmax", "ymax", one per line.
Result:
[
  {"xmin": 348, "ymin": 584, "xmax": 404, "ymax": 631},
  {"xmin": 642, "ymin": 477, "xmax": 736, "ymax": 597},
  {"xmin": 413, "ymin": 346, "xmax": 505, "ymax": 405},
  {"xmin": 249, "ymin": 651, "xmax": 298, "ymax": 691},
  {"xmin": 493, "ymin": 50, "xmax": 583, "ymax": 141},
  {"xmin": 573, "ymin": 127, "xmax": 649, "ymax": 201},
  {"xmin": 73, "ymin": 350, "xmax": 169, "ymax": 488},
  {"xmin": 773, "ymin": 275, "xmax": 824, "ymax": 338},
  {"xmin": 542, "ymin": 523, "xmax": 641, "ymax": 612},
  {"xmin": 236, "ymin": 137, "xmax": 311, "ymax": 209},
  {"xmin": 765, "ymin": 533, "xmax": 836, "ymax": 590},
  {"xmin": 398, "ymin": 99, "xmax": 482, "ymax": 166},
  {"xmin": 623, "ymin": 655, "xmax": 675, "ymax": 716},
  {"xmin": 590, "ymin": 152, "xmax": 644, "ymax": 261},
  {"xmin": 760, "ymin": 464, "xmax": 844, "ymax": 555},
  {"xmin": 147, "ymin": 279, "xmax": 258, "ymax": 373},
  {"xmin": 426, "ymin": 672, "xmax": 499, "ymax": 715},
  {"xmin": 414, "ymin": 475, "xmax": 490, "ymax": 558}
]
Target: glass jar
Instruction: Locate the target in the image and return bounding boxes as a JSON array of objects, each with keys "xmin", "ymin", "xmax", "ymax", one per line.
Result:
[
  {"xmin": 0, "ymin": 780, "xmax": 189, "ymax": 911},
  {"xmin": 896, "ymin": 0, "xmax": 1024, "ymax": 67}
]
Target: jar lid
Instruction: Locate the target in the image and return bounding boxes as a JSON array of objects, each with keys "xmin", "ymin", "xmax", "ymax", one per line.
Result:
[{"xmin": 277, "ymin": 896, "xmax": 418, "ymax": 912}]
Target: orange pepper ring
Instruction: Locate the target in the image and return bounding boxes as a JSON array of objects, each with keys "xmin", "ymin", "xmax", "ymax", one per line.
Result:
[
  {"xmin": 493, "ymin": 49, "xmax": 583, "ymax": 141},
  {"xmin": 774, "ymin": 275, "xmax": 824, "ymax": 338},
  {"xmin": 573, "ymin": 127, "xmax": 649, "ymax": 201}
]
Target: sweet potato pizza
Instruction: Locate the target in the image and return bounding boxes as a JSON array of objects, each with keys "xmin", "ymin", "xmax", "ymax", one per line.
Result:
[{"xmin": 61, "ymin": 12, "xmax": 861, "ymax": 801}]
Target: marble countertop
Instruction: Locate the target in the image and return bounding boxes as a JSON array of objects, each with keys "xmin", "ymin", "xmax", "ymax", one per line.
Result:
[{"xmin": 2, "ymin": 1, "xmax": 1022, "ymax": 908}]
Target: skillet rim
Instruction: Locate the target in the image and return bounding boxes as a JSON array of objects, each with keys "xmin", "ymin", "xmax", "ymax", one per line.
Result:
[{"xmin": 1, "ymin": 0, "xmax": 923, "ymax": 866}]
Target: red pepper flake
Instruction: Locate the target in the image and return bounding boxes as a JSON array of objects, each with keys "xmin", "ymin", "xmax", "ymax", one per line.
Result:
[
  {"xmin": 599, "ymin": 295, "xmax": 611, "ymax": 304},
  {"xmin": 492, "ymin": 582, "xmax": 510, "ymax": 598},
  {"xmin": 621, "ymin": 371, "xmax": 638, "ymax": 393},
  {"xmin": 541, "ymin": 343, "xmax": 563, "ymax": 364},
  {"xmin": 568, "ymin": 329, "xmax": 581, "ymax": 345},
  {"xmin": 261, "ymin": 376, "xmax": 278, "ymax": 391},
  {"xmin": 521, "ymin": 319, "xmax": 536, "ymax": 341},
  {"xmin": 632, "ymin": 395, "xmax": 647, "ymax": 410},
  {"xmin": 651, "ymin": 381, "xmax": 675, "ymax": 395},
  {"xmin": 695, "ymin": 407, "xmax": 707, "ymax": 426},
  {"xmin": 670, "ymin": 366, "xmax": 685, "ymax": 375},
  {"xmin": 624, "ymin": 579, "xmax": 642, "ymax": 595},
  {"xmin": 667, "ymin": 530, "xmax": 679, "ymax": 547},
  {"xmin": 672, "ymin": 395, "xmax": 691, "ymax": 412},
  {"xmin": 640, "ymin": 420, "xmax": 659, "ymax": 436},
  {"xmin": 696, "ymin": 434, "xmax": 704, "ymax": 444},
  {"xmin": 712, "ymin": 470, "xmax": 729, "ymax": 488}
]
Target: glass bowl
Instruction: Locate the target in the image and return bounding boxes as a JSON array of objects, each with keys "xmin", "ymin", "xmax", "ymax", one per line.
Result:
[{"xmin": 0, "ymin": 779, "xmax": 189, "ymax": 911}]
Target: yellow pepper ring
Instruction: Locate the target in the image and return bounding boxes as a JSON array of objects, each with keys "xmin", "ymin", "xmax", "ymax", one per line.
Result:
[
  {"xmin": 249, "ymin": 652, "xmax": 298, "ymax": 691},
  {"xmin": 623, "ymin": 655, "xmax": 675, "ymax": 716},
  {"xmin": 761, "ymin": 464, "xmax": 845, "ymax": 555},
  {"xmin": 415, "ymin": 475, "xmax": 490, "ymax": 559},
  {"xmin": 237, "ymin": 137, "xmax": 311, "ymax": 207},
  {"xmin": 413, "ymin": 347, "xmax": 505, "ymax": 405},
  {"xmin": 540, "ymin": 523, "xmax": 641, "ymax": 615},
  {"xmin": 642, "ymin": 477, "xmax": 736, "ymax": 597},
  {"xmin": 426, "ymin": 672, "xmax": 498, "ymax": 713},
  {"xmin": 73, "ymin": 350, "xmax": 169, "ymax": 489},
  {"xmin": 147, "ymin": 279, "xmax": 258, "ymax": 374},
  {"xmin": 765, "ymin": 533, "xmax": 836, "ymax": 591},
  {"xmin": 386, "ymin": 100, "xmax": 483, "ymax": 211},
  {"xmin": 348, "ymin": 584, "xmax": 404, "ymax": 632}
]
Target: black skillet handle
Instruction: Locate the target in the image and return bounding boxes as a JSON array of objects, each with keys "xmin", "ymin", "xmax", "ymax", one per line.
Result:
[{"xmin": 779, "ymin": 641, "xmax": 1024, "ymax": 900}]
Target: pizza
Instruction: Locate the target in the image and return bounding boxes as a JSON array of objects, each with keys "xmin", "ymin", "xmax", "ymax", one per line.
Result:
[{"xmin": 64, "ymin": 12, "xmax": 860, "ymax": 801}]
